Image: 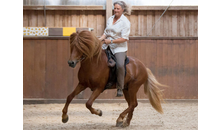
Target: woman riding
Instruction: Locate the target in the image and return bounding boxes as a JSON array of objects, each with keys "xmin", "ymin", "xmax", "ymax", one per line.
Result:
[{"xmin": 99, "ymin": 1, "xmax": 131, "ymax": 97}]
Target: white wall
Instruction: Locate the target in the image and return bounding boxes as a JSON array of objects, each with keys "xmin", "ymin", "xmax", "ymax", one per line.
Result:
[
  {"xmin": 23, "ymin": 0, "xmax": 198, "ymax": 6},
  {"xmin": 116, "ymin": 0, "xmax": 198, "ymax": 6}
]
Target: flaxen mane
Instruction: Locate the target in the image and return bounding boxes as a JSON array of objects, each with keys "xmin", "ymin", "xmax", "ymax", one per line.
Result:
[{"xmin": 69, "ymin": 30, "xmax": 102, "ymax": 61}]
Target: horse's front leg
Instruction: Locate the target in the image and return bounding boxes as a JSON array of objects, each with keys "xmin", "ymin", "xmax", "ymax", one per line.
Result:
[
  {"xmin": 116, "ymin": 88, "xmax": 138, "ymax": 127},
  {"xmin": 62, "ymin": 84, "xmax": 86, "ymax": 123},
  {"xmin": 86, "ymin": 88, "xmax": 103, "ymax": 116}
]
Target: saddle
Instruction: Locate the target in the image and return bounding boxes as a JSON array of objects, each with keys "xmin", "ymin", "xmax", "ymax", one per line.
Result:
[{"xmin": 104, "ymin": 47, "xmax": 129, "ymax": 90}]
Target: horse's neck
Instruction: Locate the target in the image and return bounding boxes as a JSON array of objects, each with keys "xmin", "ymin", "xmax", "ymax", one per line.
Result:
[{"xmin": 80, "ymin": 50, "xmax": 107, "ymax": 71}]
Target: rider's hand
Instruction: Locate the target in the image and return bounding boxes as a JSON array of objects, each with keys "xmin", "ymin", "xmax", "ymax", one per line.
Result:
[
  {"xmin": 98, "ymin": 38, "xmax": 102, "ymax": 41},
  {"xmin": 104, "ymin": 39, "xmax": 111, "ymax": 44}
]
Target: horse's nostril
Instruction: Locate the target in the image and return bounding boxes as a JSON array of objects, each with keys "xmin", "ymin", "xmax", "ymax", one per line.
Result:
[
  {"xmin": 68, "ymin": 60, "xmax": 78, "ymax": 68},
  {"xmin": 68, "ymin": 60, "xmax": 76, "ymax": 68},
  {"xmin": 68, "ymin": 60, "xmax": 73, "ymax": 64}
]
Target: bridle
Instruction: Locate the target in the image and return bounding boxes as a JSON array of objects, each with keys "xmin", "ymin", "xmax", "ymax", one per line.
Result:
[
  {"xmin": 68, "ymin": 54, "xmax": 86, "ymax": 68},
  {"xmin": 77, "ymin": 55, "xmax": 86, "ymax": 62}
]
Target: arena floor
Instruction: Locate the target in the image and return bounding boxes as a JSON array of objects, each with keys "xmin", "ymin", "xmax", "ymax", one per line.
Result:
[{"xmin": 23, "ymin": 101, "xmax": 198, "ymax": 130}]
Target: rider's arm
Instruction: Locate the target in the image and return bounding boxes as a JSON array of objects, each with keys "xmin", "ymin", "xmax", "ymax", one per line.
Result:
[
  {"xmin": 99, "ymin": 34, "xmax": 107, "ymax": 41},
  {"xmin": 104, "ymin": 38, "xmax": 128, "ymax": 44},
  {"xmin": 112, "ymin": 38, "xmax": 128, "ymax": 44}
]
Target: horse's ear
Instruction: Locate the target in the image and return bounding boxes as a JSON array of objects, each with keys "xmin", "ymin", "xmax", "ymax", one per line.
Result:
[{"xmin": 70, "ymin": 32, "xmax": 77, "ymax": 44}]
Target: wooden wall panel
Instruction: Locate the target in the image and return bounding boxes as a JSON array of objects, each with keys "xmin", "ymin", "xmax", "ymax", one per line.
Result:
[
  {"xmin": 23, "ymin": 39, "xmax": 74, "ymax": 99},
  {"xmin": 37, "ymin": 10, "xmax": 44, "ymax": 27},
  {"xmin": 23, "ymin": 10, "xmax": 197, "ymax": 37},
  {"xmin": 23, "ymin": 40, "xmax": 46, "ymax": 98},
  {"xmin": 23, "ymin": 10, "xmax": 105, "ymax": 36},
  {"xmin": 23, "ymin": 38, "xmax": 198, "ymax": 99}
]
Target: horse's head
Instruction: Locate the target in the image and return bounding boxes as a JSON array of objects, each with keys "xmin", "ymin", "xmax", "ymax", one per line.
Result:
[{"xmin": 68, "ymin": 30, "xmax": 101, "ymax": 68}]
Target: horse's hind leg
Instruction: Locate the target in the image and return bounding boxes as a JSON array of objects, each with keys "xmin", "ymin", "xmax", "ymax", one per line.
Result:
[
  {"xmin": 86, "ymin": 88, "xmax": 103, "ymax": 116},
  {"xmin": 62, "ymin": 84, "xmax": 86, "ymax": 123}
]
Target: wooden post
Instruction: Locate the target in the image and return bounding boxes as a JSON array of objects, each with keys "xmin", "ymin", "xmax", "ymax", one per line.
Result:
[{"xmin": 106, "ymin": 0, "xmax": 112, "ymax": 25}]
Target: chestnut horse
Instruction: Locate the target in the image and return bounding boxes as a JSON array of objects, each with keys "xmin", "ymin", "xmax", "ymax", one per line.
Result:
[{"xmin": 62, "ymin": 30, "xmax": 166, "ymax": 127}]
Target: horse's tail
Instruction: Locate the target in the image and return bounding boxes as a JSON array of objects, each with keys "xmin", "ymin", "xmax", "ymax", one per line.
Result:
[{"xmin": 144, "ymin": 68, "xmax": 167, "ymax": 114}]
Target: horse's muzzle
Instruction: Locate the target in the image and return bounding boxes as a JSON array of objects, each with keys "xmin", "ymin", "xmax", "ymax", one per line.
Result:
[{"xmin": 68, "ymin": 60, "xmax": 78, "ymax": 68}]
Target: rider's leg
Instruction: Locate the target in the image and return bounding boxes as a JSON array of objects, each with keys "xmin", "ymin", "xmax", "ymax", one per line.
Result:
[{"xmin": 114, "ymin": 52, "xmax": 126, "ymax": 97}]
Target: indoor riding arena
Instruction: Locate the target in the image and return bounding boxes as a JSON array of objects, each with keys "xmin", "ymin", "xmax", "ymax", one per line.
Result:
[{"xmin": 23, "ymin": 0, "xmax": 198, "ymax": 129}]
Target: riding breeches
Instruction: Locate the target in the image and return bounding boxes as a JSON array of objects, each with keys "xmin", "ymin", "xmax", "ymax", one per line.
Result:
[{"xmin": 114, "ymin": 52, "xmax": 126, "ymax": 90}]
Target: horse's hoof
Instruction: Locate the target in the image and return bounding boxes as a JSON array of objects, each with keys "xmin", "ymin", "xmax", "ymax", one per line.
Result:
[
  {"xmin": 62, "ymin": 115, "xmax": 69, "ymax": 123},
  {"xmin": 99, "ymin": 110, "xmax": 102, "ymax": 116},
  {"xmin": 116, "ymin": 121, "xmax": 123, "ymax": 127},
  {"xmin": 96, "ymin": 109, "xmax": 102, "ymax": 116},
  {"xmin": 122, "ymin": 122, "xmax": 129, "ymax": 127}
]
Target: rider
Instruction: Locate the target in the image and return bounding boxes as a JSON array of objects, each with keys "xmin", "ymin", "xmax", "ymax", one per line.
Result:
[{"xmin": 99, "ymin": 1, "xmax": 131, "ymax": 97}]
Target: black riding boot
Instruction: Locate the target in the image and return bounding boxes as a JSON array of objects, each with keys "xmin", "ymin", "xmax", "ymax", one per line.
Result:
[{"xmin": 116, "ymin": 89, "xmax": 123, "ymax": 97}]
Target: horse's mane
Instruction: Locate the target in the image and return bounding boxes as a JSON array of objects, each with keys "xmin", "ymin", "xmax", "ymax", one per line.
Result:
[{"xmin": 69, "ymin": 30, "xmax": 102, "ymax": 61}]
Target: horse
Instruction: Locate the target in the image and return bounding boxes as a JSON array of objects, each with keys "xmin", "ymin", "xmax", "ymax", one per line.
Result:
[{"xmin": 62, "ymin": 30, "xmax": 167, "ymax": 127}]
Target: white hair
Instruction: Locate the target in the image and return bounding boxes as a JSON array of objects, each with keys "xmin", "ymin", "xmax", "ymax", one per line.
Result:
[{"xmin": 113, "ymin": 1, "xmax": 132, "ymax": 15}]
